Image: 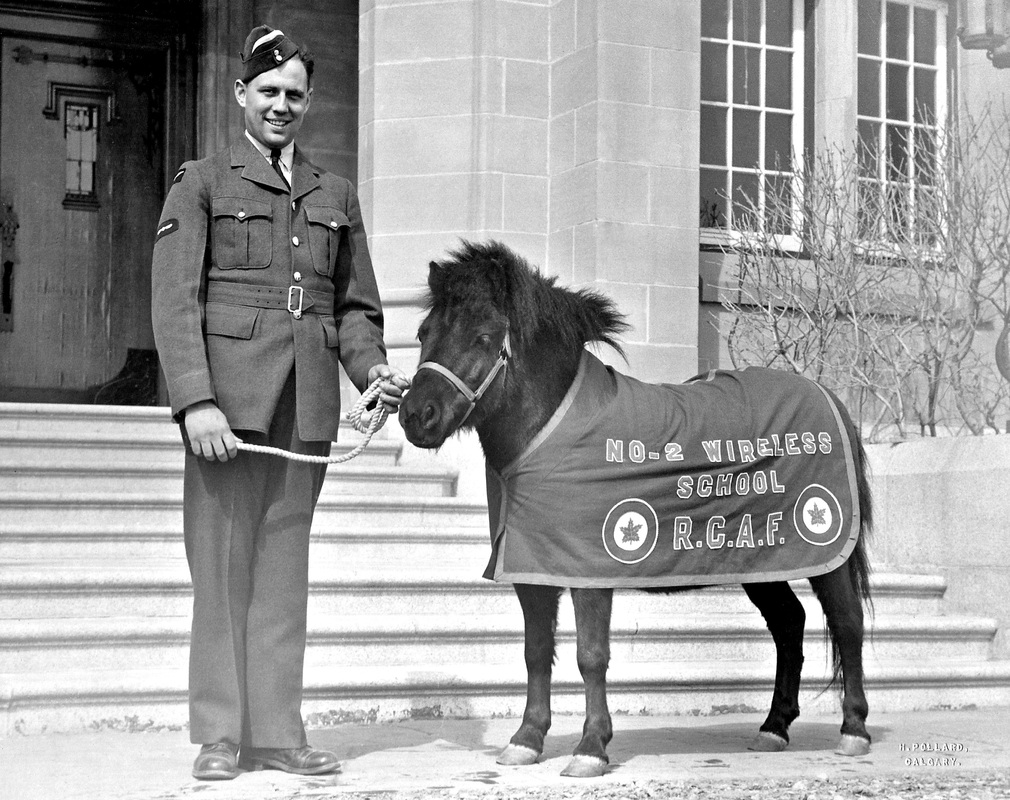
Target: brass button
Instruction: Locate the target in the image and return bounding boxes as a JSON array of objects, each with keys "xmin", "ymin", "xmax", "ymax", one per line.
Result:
[
  {"xmin": 329, "ymin": 220, "xmax": 339, "ymax": 228},
  {"xmin": 237, "ymin": 210, "xmax": 246, "ymax": 219},
  {"xmin": 291, "ymin": 201, "xmax": 297, "ymax": 211},
  {"xmin": 293, "ymin": 272, "xmax": 302, "ymax": 282},
  {"xmin": 292, "ymin": 236, "xmax": 300, "ymax": 246}
]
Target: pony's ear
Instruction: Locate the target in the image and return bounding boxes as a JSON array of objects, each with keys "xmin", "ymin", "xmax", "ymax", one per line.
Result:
[
  {"xmin": 483, "ymin": 255, "xmax": 511, "ymax": 311},
  {"xmin": 427, "ymin": 260, "xmax": 444, "ymax": 294}
]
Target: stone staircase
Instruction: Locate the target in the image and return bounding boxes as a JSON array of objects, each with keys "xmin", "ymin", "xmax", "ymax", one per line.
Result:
[{"xmin": 2, "ymin": 403, "xmax": 1010, "ymax": 735}]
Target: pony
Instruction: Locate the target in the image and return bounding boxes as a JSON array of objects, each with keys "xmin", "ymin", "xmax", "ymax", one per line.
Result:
[{"xmin": 398, "ymin": 240, "xmax": 873, "ymax": 778}]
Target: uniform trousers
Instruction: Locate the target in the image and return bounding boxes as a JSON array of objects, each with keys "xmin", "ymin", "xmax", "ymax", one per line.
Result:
[{"xmin": 183, "ymin": 370, "xmax": 330, "ymax": 747}]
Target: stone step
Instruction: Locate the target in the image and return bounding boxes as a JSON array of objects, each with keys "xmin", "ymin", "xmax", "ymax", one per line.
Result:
[
  {"xmin": 0, "ymin": 427, "xmax": 402, "ymax": 468},
  {"xmin": 0, "ymin": 404, "xmax": 402, "ymax": 467},
  {"xmin": 0, "ymin": 461, "xmax": 457, "ymax": 497},
  {"xmin": 6, "ymin": 658, "xmax": 1010, "ymax": 735},
  {"xmin": 0, "ymin": 402, "xmax": 387, "ymax": 436},
  {"xmin": 0, "ymin": 612, "xmax": 996, "ymax": 674},
  {"xmin": 4, "ymin": 403, "xmax": 1004, "ymax": 738},
  {"xmin": 0, "ymin": 560, "xmax": 949, "ymax": 619},
  {"xmin": 307, "ymin": 571, "xmax": 949, "ymax": 620},
  {"xmin": 0, "ymin": 402, "xmax": 176, "ymax": 436},
  {"xmin": 0, "ymin": 524, "xmax": 491, "ymax": 565},
  {"xmin": 0, "ymin": 492, "xmax": 489, "ymax": 534}
]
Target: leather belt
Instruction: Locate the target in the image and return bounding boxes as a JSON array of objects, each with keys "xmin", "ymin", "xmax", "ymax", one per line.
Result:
[{"xmin": 206, "ymin": 280, "xmax": 334, "ymax": 319}]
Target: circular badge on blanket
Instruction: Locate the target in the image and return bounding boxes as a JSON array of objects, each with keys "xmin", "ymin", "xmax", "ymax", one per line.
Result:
[
  {"xmin": 792, "ymin": 484, "xmax": 844, "ymax": 546},
  {"xmin": 602, "ymin": 499, "xmax": 659, "ymax": 564}
]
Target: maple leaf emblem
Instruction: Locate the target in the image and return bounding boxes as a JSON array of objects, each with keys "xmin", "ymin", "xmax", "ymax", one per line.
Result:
[
  {"xmin": 620, "ymin": 518, "xmax": 642, "ymax": 543},
  {"xmin": 807, "ymin": 502, "xmax": 827, "ymax": 527}
]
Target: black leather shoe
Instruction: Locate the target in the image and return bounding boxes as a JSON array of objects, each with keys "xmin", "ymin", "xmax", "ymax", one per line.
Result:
[
  {"xmin": 192, "ymin": 742, "xmax": 240, "ymax": 780},
  {"xmin": 240, "ymin": 744, "xmax": 340, "ymax": 775}
]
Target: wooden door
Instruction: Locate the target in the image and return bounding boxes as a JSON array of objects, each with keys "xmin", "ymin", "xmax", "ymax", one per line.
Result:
[{"xmin": 0, "ymin": 35, "xmax": 162, "ymax": 402}]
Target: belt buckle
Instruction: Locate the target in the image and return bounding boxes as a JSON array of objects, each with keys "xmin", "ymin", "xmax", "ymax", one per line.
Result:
[{"xmin": 287, "ymin": 285, "xmax": 304, "ymax": 319}]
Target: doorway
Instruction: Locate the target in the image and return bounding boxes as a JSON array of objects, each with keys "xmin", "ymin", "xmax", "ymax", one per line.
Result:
[{"xmin": 0, "ymin": 4, "xmax": 196, "ymax": 404}]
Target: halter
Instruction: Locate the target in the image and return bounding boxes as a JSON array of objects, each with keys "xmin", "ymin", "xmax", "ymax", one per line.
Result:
[{"xmin": 415, "ymin": 324, "xmax": 513, "ymax": 427}]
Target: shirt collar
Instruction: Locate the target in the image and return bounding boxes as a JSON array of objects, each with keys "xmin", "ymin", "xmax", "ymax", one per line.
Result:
[{"xmin": 244, "ymin": 130, "xmax": 294, "ymax": 172}]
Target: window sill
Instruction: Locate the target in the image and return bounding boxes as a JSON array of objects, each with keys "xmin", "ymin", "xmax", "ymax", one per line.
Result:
[
  {"xmin": 63, "ymin": 195, "xmax": 100, "ymax": 212},
  {"xmin": 700, "ymin": 228, "xmax": 804, "ymax": 256}
]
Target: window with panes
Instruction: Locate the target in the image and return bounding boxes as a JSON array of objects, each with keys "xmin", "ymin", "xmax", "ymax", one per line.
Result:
[
  {"xmin": 64, "ymin": 103, "xmax": 100, "ymax": 210},
  {"xmin": 699, "ymin": 0, "xmax": 804, "ymax": 236},
  {"xmin": 856, "ymin": 0, "xmax": 947, "ymax": 241}
]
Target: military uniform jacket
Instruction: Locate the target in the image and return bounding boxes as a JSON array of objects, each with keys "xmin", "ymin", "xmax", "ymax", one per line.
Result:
[{"xmin": 151, "ymin": 137, "xmax": 386, "ymax": 441}]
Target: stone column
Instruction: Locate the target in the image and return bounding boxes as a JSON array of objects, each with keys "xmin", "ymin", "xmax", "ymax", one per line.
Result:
[
  {"xmin": 813, "ymin": 0, "xmax": 858, "ymax": 152},
  {"xmin": 359, "ymin": 0, "xmax": 549, "ymax": 277},
  {"xmin": 549, "ymin": 0, "xmax": 700, "ymax": 382},
  {"xmin": 198, "ymin": 0, "xmax": 254, "ymax": 158},
  {"xmin": 360, "ymin": 0, "xmax": 700, "ymax": 383},
  {"xmin": 358, "ymin": 0, "xmax": 551, "ymax": 375}
]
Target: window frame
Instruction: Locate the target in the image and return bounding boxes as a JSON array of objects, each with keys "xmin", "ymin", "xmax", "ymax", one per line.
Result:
[
  {"xmin": 699, "ymin": 0, "xmax": 807, "ymax": 252},
  {"xmin": 62, "ymin": 99, "xmax": 102, "ymax": 212},
  {"xmin": 855, "ymin": 0, "xmax": 949, "ymax": 255}
]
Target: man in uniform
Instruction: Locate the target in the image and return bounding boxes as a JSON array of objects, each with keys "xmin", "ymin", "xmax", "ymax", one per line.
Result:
[{"xmin": 151, "ymin": 25, "xmax": 409, "ymax": 780}]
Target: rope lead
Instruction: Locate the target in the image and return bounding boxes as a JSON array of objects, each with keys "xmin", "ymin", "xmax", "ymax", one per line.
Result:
[{"xmin": 234, "ymin": 378, "xmax": 390, "ymax": 464}]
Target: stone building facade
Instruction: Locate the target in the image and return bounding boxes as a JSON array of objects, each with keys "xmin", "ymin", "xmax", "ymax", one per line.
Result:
[
  {"xmin": 2, "ymin": 0, "xmax": 1007, "ymax": 401},
  {"xmin": 235, "ymin": 1, "xmax": 1010, "ymax": 389}
]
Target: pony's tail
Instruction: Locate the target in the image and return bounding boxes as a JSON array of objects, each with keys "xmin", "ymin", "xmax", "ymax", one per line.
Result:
[
  {"xmin": 850, "ymin": 433, "xmax": 874, "ymax": 613},
  {"xmin": 825, "ymin": 431, "xmax": 873, "ymax": 692}
]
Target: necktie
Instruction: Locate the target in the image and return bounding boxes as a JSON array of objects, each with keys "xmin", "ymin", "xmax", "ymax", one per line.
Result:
[{"xmin": 269, "ymin": 148, "xmax": 289, "ymax": 188}]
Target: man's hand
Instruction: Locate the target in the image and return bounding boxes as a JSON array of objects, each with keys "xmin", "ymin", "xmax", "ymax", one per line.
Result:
[
  {"xmin": 184, "ymin": 401, "xmax": 238, "ymax": 461},
  {"xmin": 367, "ymin": 364, "xmax": 411, "ymax": 411}
]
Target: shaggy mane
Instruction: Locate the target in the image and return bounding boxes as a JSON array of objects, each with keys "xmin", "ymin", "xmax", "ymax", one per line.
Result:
[{"xmin": 427, "ymin": 240, "xmax": 628, "ymax": 359}]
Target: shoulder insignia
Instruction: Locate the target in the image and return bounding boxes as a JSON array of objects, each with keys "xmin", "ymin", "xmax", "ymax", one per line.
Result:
[
  {"xmin": 156, "ymin": 218, "xmax": 179, "ymax": 241},
  {"xmin": 173, "ymin": 167, "xmax": 186, "ymax": 184}
]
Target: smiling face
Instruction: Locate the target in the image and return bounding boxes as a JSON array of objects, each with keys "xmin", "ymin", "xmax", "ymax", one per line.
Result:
[{"xmin": 234, "ymin": 56, "xmax": 312, "ymax": 150}]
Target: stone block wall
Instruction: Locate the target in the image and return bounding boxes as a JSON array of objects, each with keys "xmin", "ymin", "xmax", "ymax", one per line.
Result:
[
  {"xmin": 359, "ymin": 0, "xmax": 551, "ymax": 288},
  {"xmin": 867, "ymin": 437, "xmax": 1010, "ymax": 658},
  {"xmin": 548, "ymin": 0, "xmax": 700, "ymax": 382},
  {"xmin": 360, "ymin": 0, "xmax": 703, "ymax": 384}
]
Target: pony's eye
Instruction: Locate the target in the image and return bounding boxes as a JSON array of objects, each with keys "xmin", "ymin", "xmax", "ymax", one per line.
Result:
[{"xmin": 476, "ymin": 333, "xmax": 492, "ymax": 347}]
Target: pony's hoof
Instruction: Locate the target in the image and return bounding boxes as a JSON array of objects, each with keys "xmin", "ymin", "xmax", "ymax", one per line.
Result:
[
  {"xmin": 560, "ymin": 754, "xmax": 608, "ymax": 778},
  {"xmin": 835, "ymin": 734, "xmax": 871, "ymax": 756},
  {"xmin": 748, "ymin": 731, "xmax": 789, "ymax": 752},
  {"xmin": 497, "ymin": 744, "xmax": 540, "ymax": 766}
]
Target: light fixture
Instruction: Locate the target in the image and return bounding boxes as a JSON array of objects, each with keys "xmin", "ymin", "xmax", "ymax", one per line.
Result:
[{"xmin": 957, "ymin": 0, "xmax": 1008, "ymax": 50}]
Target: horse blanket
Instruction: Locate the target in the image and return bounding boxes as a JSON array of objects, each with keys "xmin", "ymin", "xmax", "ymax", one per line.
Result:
[{"xmin": 484, "ymin": 351, "xmax": 861, "ymax": 588}]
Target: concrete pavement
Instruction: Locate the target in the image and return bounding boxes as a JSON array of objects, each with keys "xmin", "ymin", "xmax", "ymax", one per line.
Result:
[{"xmin": 4, "ymin": 706, "xmax": 1008, "ymax": 800}]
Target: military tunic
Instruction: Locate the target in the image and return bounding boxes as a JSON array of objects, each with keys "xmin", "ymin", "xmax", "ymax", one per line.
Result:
[
  {"xmin": 153, "ymin": 135, "xmax": 386, "ymax": 439},
  {"xmin": 151, "ymin": 137, "xmax": 388, "ymax": 748}
]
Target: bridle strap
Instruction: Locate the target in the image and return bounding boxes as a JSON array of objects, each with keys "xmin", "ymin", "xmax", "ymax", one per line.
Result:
[
  {"xmin": 416, "ymin": 360, "xmax": 477, "ymax": 404},
  {"xmin": 416, "ymin": 326, "xmax": 512, "ymax": 426}
]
